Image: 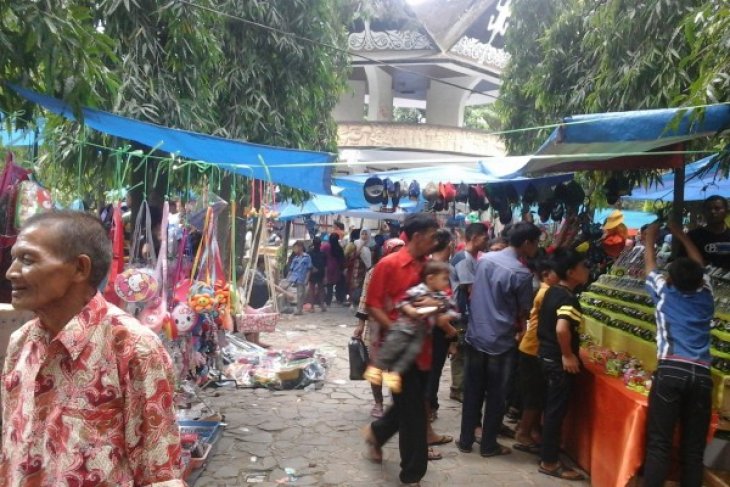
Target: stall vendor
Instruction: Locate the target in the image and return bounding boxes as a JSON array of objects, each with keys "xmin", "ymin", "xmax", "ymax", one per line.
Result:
[
  {"xmin": 602, "ymin": 210, "xmax": 628, "ymax": 259},
  {"xmin": 684, "ymin": 195, "xmax": 730, "ymax": 268}
]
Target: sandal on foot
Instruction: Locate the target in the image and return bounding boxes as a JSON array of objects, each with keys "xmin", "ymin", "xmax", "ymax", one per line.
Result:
[
  {"xmin": 480, "ymin": 444, "xmax": 511, "ymax": 457},
  {"xmin": 539, "ymin": 464, "xmax": 585, "ymax": 481},
  {"xmin": 513, "ymin": 442, "xmax": 541, "ymax": 455},
  {"xmin": 427, "ymin": 447, "xmax": 442, "ymax": 461},
  {"xmin": 428, "ymin": 434, "xmax": 453, "ymax": 446}
]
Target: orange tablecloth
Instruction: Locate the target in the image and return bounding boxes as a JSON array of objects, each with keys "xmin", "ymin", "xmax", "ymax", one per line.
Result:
[
  {"xmin": 565, "ymin": 350, "xmax": 719, "ymax": 487},
  {"xmin": 564, "ymin": 351, "xmax": 648, "ymax": 487}
]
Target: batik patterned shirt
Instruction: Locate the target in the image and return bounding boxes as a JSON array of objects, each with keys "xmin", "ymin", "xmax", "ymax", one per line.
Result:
[{"xmin": 1, "ymin": 293, "xmax": 184, "ymax": 487}]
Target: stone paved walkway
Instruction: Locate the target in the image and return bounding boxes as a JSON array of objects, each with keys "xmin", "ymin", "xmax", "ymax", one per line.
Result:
[{"xmin": 193, "ymin": 306, "xmax": 590, "ymax": 486}]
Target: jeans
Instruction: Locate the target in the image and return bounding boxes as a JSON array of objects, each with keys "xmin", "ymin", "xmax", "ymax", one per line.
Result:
[
  {"xmin": 371, "ymin": 367, "xmax": 428, "ymax": 484},
  {"xmin": 540, "ymin": 358, "xmax": 574, "ymax": 464},
  {"xmin": 459, "ymin": 345, "xmax": 516, "ymax": 453},
  {"xmin": 295, "ymin": 284, "xmax": 306, "ymax": 314},
  {"xmin": 643, "ymin": 361, "xmax": 713, "ymax": 487},
  {"xmin": 450, "ymin": 343, "xmax": 464, "ymax": 395},
  {"xmin": 427, "ymin": 326, "xmax": 450, "ymax": 411}
]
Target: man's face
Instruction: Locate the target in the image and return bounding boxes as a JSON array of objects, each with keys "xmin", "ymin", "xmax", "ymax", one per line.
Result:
[
  {"xmin": 6, "ymin": 225, "xmax": 79, "ymax": 312},
  {"xmin": 471, "ymin": 233, "xmax": 488, "ymax": 252},
  {"xmin": 412, "ymin": 228, "xmax": 437, "ymax": 258},
  {"xmin": 704, "ymin": 199, "xmax": 727, "ymax": 226}
]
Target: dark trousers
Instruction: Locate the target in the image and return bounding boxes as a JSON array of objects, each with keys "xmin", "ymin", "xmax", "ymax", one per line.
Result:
[
  {"xmin": 459, "ymin": 345, "xmax": 516, "ymax": 453},
  {"xmin": 427, "ymin": 327, "xmax": 450, "ymax": 411},
  {"xmin": 540, "ymin": 358, "xmax": 574, "ymax": 464},
  {"xmin": 643, "ymin": 361, "xmax": 712, "ymax": 487},
  {"xmin": 307, "ymin": 279, "xmax": 325, "ymax": 308},
  {"xmin": 371, "ymin": 367, "xmax": 428, "ymax": 484},
  {"xmin": 325, "ymin": 275, "xmax": 347, "ymax": 305}
]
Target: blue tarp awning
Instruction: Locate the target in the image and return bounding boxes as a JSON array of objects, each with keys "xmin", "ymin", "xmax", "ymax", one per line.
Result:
[
  {"xmin": 519, "ymin": 104, "xmax": 730, "ymax": 175},
  {"xmin": 594, "ymin": 209, "xmax": 657, "ymax": 230},
  {"xmin": 9, "ymin": 85, "xmax": 334, "ymax": 195},
  {"xmin": 277, "ymin": 194, "xmax": 347, "ymax": 221},
  {"xmin": 624, "ymin": 155, "xmax": 729, "ymax": 202}
]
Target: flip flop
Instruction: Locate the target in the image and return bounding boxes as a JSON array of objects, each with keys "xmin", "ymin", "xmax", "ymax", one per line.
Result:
[
  {"xmin": 539, "ymin": 464, "xmax": 585, "ymax": 481},
  {"xmin": 427, "ymin": 447, "xmax": 443, "ymax": 461},
  {"xmin": 428, "ymin": 434, "xmax": 453, "ymax": 446},
  {"xmin": 513, "ymin": 442, "xmax": 541, "ymax": 455},
  {"xmin": 480, "ymin": 444, "xmax": 511, "ymax": 458}
]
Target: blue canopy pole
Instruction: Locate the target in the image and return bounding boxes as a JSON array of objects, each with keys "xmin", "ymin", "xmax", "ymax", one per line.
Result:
[{"xmin": 671, "ymin": 162, "xmax": 685, "ymax": 256}]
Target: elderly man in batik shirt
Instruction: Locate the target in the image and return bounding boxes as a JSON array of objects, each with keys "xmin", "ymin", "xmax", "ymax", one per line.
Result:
[{"xmin": 1, "ymin": 211, "xmax": 184, "ymax": 487}]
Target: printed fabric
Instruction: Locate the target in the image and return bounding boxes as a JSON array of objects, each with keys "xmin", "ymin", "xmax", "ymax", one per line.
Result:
[{"xmin": 1, "ymin": 293, "xmax": 184, "ymax": 487}]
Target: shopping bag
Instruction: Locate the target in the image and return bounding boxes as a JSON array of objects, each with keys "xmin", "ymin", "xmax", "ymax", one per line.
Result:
[{"xmin": 348, "ymin": 337, "xmax": 369, "ymax": 381}]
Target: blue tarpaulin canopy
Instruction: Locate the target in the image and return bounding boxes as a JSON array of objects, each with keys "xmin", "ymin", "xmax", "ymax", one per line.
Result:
[
  {"xmin": 624, "ymin": 155, "xmax": 729, "ymax": 202},
  {"xmin": 277, "ymin": 194, "xmax": 348, "ymax": 221},
  {"xmin": 518, "ymin": 104, "xmax": 730, "ymax": 175},
  {"xmin": 9, "ymin": 85, "xmax": 334, "ymax": 195},
  {"xmin": 594, "ymin": 209, "xmax": 657, "ymax": 230}
]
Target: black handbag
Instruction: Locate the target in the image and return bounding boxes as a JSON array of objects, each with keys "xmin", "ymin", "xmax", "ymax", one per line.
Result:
[{"xmin": 348, "ymin": 337, "xmax": 369, "ymax": 380}]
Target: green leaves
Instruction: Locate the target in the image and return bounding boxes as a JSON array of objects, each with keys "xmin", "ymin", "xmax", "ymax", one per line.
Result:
[{"xmin": 496, "ymin": 0, "xmax": 730, "ymax": 194}]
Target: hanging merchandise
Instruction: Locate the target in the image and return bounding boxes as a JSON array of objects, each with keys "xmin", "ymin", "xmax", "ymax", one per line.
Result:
[
  {"xmin": 0, "ymin": 153, "xmax": 31, "ymax": 251},
  {"xmin": 363, "ymin": 176, "xmax": 385, "ymax": 205},
  {"xmin": 13, "ymin": 178, "xmax": 52, "ymax": 229},
  {"xmin": 408, "ymin": 180, "xmax": 420, "ymax": 201},
  {"xmin": 139, "ymin": 201, "xmax": 172, "ymax": 333},
  {"xmin": 115, "ymin": 201, "xmax": 159, "ymax": 303},
  {"xmin": 103, "ymin": 203, "xmax": 125, "ymax": 305},
  {"xmin": 455, "ymin": 182, "xmax": 470, "ymax": 203}
]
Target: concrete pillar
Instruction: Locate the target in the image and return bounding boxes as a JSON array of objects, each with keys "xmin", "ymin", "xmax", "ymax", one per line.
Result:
[
  {"xmin": 426, "ymin": 76, "xmax": 480, "ymax": 127},
  {"xmin": 364, "ymin": 66, "xmax": 393, "ymax": 121},
  {"xmin": 332, "ymin": 79, "xmax": 367, "ymax": 122}
]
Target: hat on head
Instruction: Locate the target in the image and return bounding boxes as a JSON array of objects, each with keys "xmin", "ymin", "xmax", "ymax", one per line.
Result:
[
  {"xmin": 603, "ymin": 210, "xmax": 625, "ymax": 230},
  {"xmin": 363, "ymin": 176, "xmax": 385, "ymax": 205}
]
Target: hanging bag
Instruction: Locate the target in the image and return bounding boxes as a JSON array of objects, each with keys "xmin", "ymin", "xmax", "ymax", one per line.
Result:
[
  {"xmin": 114, "ymin": 201, "xmax": 159, "ymax": 303},
  {"xmin": 348, "ymin": 337, "xmax": 369, "ymax": 380},
  {"xmin": 103, "ymin": 203, "xmax": 125, "ymax": 305},
  {"xmin": 139, "ymin": 201, "xmax": 172, "ymax": 333}
]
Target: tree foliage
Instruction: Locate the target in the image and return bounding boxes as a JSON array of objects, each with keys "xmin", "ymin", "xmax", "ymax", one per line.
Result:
[
  {"xmin": 496, "ymin": 0, "xmax": 730, "ymax": 169},
  {"xmin": 2, "ymin": 1, "xmax": 351, "ymax": 205}
]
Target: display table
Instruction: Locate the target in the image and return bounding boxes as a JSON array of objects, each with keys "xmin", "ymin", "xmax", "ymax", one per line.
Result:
[{"xmin": 565, "ymin": 349, "xmax": 719, "ymax": 487}]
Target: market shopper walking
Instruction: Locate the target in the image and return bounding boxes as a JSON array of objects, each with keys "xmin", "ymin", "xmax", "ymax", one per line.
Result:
[
  {"xmin": 448, "ymin": 222, "xmax": 489, "ymax": 402},
  {"xmin": 1, "ymin": 211, "xmax": 184, "ymax": 486},
  {"xmin": 307, "ymin": 236, "xmax": 327, "ymax": 312},
  {"xmin": 457, "ymin": 222, "xmax": 540, "ymax": 457},
  {"xmin": 362, "ymin": 213, "xmax": 439, "ymax": 486},
  {"xmin": 288, "ymin": 240, "xmax": 312, "ymax": 315},
  {"xmin": 323, "ymin": 233, "xmax": 346, "ymax": 306},
  {"xmin": 642, "ymin": 222, "xmax": 715, "ymax": 487}
]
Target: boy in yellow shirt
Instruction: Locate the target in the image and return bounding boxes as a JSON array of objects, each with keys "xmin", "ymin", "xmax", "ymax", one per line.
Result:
[{"xmin": 514, "ymin": 257, "xmax": 558, "ymax": 452}]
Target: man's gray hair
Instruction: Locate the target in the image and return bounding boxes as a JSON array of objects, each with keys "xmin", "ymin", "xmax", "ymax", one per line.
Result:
[{"xmin": 22, "ymin": 210, "xmax": 113, "ymax": 288}]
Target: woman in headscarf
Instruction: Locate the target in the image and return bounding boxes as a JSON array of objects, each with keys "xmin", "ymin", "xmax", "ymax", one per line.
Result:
[
  {"xmin": 354, "ymin": 238, "xmax": 405, "ymax": 418},
  {"xmin": 345, "ymin": 228, "xmax": 372, "ymax": 306}
]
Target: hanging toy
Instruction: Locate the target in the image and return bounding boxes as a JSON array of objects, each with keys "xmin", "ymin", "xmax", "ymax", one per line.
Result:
[
  {"xmin": 138, "ymin": 296, "xmax": 172, "ymax": 334},
  {"xmin": 188, "ymin": 281, "xmax": 218, "ymax": 315},
  {"xmin": 171, "ymin": 302, "xmax": 197, "ymax": 335},
  {"xmin": 115, "ymin": 268, "xmax": 159, "ymax": 303}
]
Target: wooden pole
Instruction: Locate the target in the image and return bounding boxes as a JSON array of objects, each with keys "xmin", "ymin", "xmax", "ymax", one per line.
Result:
[{"xmin": 671, "ymin": 164, "xmax": 686, "ymax": 257}]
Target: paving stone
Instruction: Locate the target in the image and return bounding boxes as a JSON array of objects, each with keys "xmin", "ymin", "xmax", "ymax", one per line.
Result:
[{"xmin": 196, "ymin": 307, "xmax": 589, "ymax": 487}]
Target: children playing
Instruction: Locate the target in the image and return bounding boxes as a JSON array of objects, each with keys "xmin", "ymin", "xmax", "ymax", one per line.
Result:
[
  {"xmin": 643, "ymin": 222, "xmax": 714, "ymax": 487},
  {"xmin": 364, "ymin": 260, "xmax": 459, "ymax": 393},
  {"xmin": 536, "ymin": 248, "xmax": 589, "ymax": 481}
]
